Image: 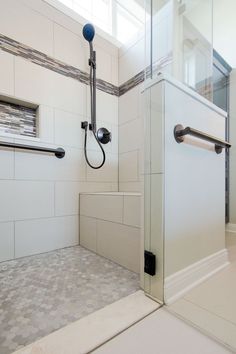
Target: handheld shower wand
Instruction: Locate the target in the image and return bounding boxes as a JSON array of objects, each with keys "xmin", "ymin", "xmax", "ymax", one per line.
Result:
[{"xmin": 81, "ymin": 23, "xmax": 111, "ymax": 169}]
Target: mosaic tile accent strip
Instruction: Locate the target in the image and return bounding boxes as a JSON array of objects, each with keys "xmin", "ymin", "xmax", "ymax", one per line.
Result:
[
  {"xmin": 119, "ymin": 52, "xmax": 173, "ymax": 96},
  {"xmin": 0, "ymin": 33, "xmax": 173, "ymax": 99},
  {"xmin": 119, "ymin": 71, "xmax": 145, "ymax": 96},
  {"xmin": 0, "ymin": 245, "xmax": 140, "ymax": 354},
  {"xmin": 0, "ymin": 33, "xmax": 119, "ymax": 97},
  {"xmin": 0, "ymin": 100, "xmax": 36, "ymax": 137}
]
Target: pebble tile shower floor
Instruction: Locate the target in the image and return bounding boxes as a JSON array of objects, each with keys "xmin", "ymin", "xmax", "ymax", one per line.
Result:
[{"xmin": 0, "ymin": 246, "xmax": 140, "ymax": 354}]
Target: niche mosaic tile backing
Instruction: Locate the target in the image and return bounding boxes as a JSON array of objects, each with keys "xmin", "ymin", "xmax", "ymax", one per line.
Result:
[
  {"xmin": 0, "ymin": 100, "xmax": 36, "ymax": 137},
  {"xmin": 0, "ymin": 245, "xmax": 140, "ymax": 354}
]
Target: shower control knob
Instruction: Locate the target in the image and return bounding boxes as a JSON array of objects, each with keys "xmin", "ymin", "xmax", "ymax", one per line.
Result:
[{"xmin": 97, "ymin": 127, "xmax": 112, "ymax": 144}]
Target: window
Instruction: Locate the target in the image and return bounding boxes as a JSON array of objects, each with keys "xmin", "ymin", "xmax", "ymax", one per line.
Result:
[{"xmin": 50, "ymin": 0, "xmax": 146, "ymax": 44}]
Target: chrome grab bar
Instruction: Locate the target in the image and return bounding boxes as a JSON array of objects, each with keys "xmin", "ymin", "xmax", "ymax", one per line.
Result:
[
  {"xmin": 174, "ymin": 124, "xmax": 231, "ymax": 154},
  {"xmin": 0, "ymin": 141, "xmax": 65, "ymax": 158}
]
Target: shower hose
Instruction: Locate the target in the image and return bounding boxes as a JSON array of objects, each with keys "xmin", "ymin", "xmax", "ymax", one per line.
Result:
[{"xmin": 83, "ymin": 62, "xmax": 106, "ymax": 169}]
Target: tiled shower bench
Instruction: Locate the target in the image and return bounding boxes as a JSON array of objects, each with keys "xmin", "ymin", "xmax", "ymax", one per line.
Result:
[{"xmin": 79, "ymin": 192, "xmax": 141, "ymax": 273}]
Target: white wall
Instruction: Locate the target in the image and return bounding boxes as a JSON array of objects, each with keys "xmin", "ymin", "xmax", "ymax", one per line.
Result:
[
  {"xmin": 180, "ymin": 0, "xmax": 236, "ymax": 68},
  {"xmin": 143, "ymin": 77, "xmax": 226, "ymax": 302},
  {"xmin": 213, "ymin": 0, "xmax": 236, "ymax": 68},
  {"xmin": 0, "ymin": 0, "xmax": 119, "ymax": 262},
  {"xmin": 229, "ymin": 69, "xmax": 236, "ymax": 224}
]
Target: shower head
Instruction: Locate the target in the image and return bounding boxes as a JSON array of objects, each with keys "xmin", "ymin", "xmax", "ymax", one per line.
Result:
[{"xmin": 82, "ymin": 23, "xmax": 95, "ymax": 43}]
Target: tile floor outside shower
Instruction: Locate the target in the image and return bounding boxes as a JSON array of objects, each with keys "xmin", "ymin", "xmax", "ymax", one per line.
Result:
[
  {"xmin": 0, "ymin": 246, "xmax": 140, "ymax": 354},
  {"xmin": 168, "ymin": 232, "xmax": 236, "ymax": 352}
]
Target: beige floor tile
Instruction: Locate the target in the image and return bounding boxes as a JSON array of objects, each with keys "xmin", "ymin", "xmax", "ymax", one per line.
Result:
[
  {"xmin": 183, "ymin": 262, "xmax": 236, "ymax": 325},
  {"xmin": 168, "ymin": 299, "xmax": 236, "ymax": 351},
  {"xmin": 93, "ymin": 308, "xmax": 230, "ymax": 354},
  {"xmin": 167, "ymin": 233, "xmax": 236, "ymax": 352}
]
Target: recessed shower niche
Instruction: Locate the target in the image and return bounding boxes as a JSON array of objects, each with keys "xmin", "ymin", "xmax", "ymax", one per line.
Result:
[{"xmin": 0, "ymin": 96, "xmax": 38, "ymax": 138}]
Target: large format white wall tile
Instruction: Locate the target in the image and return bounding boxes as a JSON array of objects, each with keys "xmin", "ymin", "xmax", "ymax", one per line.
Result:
[
  {"xmin": 119, "ymin": 87, "xmax": 140, "ymax": 125},
  {"xmin": 111, "ymin": 56, "xmax": 118, "ymax": 86},
  {"xmin": 38, "ymin": 105, "xmax": 54, "ymax": 143},
  {"xmin": 0, "ymin": 0, "xmax": 120, "ymax": 259},
  {"xmin": 0, "ymin": 181, "xmax": 54, "ymax": 222},
  {"xmin": 96, "ymin": 89, "xmax": 118, "ymax": 125},
  {"xmin": 123, "ymin": 196, "xmax": 141, "ymax": 227},
  {"xmin": 80, "ymin": 194, "xmax": 123, "ymax": 223},
  {"xmin": 0, "ymin": 50, "xmax": 14, "ymax": 95},
  {"xmin": 119, "ymin": 119, "xmax": 141, "ymax": 154},
  {"xmin": 0, "ymin": 222, "xmax": 14, "ymax": 262},
  {"xmin": 55, "ymin": 181, "xmax": 80, "ymax": 216},
  {"xmin": 97, "ymin": 220, "xmax": 140, "ymax": 273},
  {"xmin": 15, "ymin": 58, "xmax": 86, "ymax": 115},
  {"xmin": 80, "ymin": 215, "xmax": 97, "ymax": 252},
  {"xmin": 119, "ymin": 151, "xmax": 139, "ymax": 182},
  {"xmin": 54, "ymin": 109, "xmax": 84, "ymax": 149},
  {"xmin": 150, "ymin": 82, "xmax": 164, "ymax": 173},
  {"xmin": 119, "ymin": 38, "xmax": 145, "ymax": 85},
  {"xmin": 95, "ymin": 46, "xmax": 112, "ymax": 83},
  {"xmin": 0, "ymin": 140, "xmax": 14, "ymax": 180},
  {"xmin": 15, "ymin": 215, "xmax": 78, "ymax": 258},
  {"xmin": 119, "ymin": 182, "xmax": 142, "ymax": 192},
  {"xmin": 15, "ymin": 146, "xmax": 86, "ymax": 181},
  {"xmin": 86, "ymin": 152, "xmax": 118, "ymax": 183},
  {"xmin": 0, "ymin": 0, "xmax": 53, "ymax": 55},
  {"xmin": 54, "ymin": 23, "xmax": 85, "ymax": 70}
]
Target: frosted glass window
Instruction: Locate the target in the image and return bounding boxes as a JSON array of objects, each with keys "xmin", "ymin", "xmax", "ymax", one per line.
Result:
[
  {"xmin": 116, "ymin": 5, "xmax": 142, "ymax": 43},
  {"xmin": 49, "ymin": 0, "xmax": 145, "ymax": 44}
]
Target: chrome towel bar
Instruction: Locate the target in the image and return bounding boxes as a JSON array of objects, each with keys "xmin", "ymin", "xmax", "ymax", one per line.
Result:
[
  {"xmin": 174, "ymin": 124, "xmax": 231, "ymax": 154},
  {"xmin": 0, "ymin": 141, "xmax": 65, "ymax": 158}
]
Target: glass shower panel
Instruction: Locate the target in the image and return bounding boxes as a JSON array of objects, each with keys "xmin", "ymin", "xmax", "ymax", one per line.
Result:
[
  {"xmin": 143, "ymin": 0, "xmax": 213, "ymax": 304},
  {"xmin": 145, "ymin": 0, "xmax": 174, "ymax": 80},
  {"xmin": 179, "ymin": 0, "xmax": 213, "ymax": 100},
  {"xmin": 146, "ymin": 0, "xmax": 213, "ymax": 100}
]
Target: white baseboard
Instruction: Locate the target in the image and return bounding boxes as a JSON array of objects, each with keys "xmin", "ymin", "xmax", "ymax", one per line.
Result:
[
  {"xmin": 164, "ymin": 249, "xmax": 229, "ymax": 305},
  {"xmin": 226, "ymin": 223, "xmax": 236, "ymax": 234}
]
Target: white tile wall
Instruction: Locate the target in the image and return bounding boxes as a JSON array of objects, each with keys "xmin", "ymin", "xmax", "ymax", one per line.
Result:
[
  {"xmin": 123, "ymin": 196, "xmax": 141, "ymax": 228},
  {"xmin": 96, "ymin": 89, "xmax": 118, "ymax": 125},
  {"xmin": 80, "ymin": 194, "xmax": 123, "ymax": 223},
  {"xmin": 119, "ymin": 119, "xmax": 141, "ymax": 154},
  {"xmin": 0, "ymin": 0, "xmax": 54, "ymax": 55},
  {"xmin": 80, "ymin": 215, "xmax": 97, "ymax": 252},
  {"xmin": 79, "ymin": 192, "xmax": 141, "ymax": 273},
  {"xmin": 0, "ymin": 143, "xmax": 15, "ymax": 180},
  {"xmin": 0, "ymin": 0, "xmax": 119, "ymax": 261},
  {"xmin": 86, "ymin": 152, "xmax": 118, "ymax": 183},
  {"xmin": 55, "ymin": 181, "xmax": 80, "ymax": 216},
  {"xmin": 119, "ymin": 87, "xmax": 140, "ymax": 125},
  {"xmin": 15, "ymin": 216, "xmax": 78, "ymax": 258},
  {"xmin": 54, "ymin": 109, "xmax": 84, "ymax": 149},
  {"xmin": 97, "ymin": 220, "xmax": 140, "ymax": 273},
  {"xmin": 14, "ymin": 146, "xmax": 86, "ymax": 181},
  {"xmin": 119, "ymin": 38, "xmax": 145, "ymax": 85},
  {"xmin": 95, "ymin": 45, "xmax": 113, "ymax": 83},
  {"xmin": 0, "ymin": 222, "xmax": 14, "ymax": 262},
  {"xmin": 119, "ymin": 151, "xmax": 139, "ymax": 182},
  {"xmin": 15, "ymin": 58, "xmax": 86, "ymax": 115},
  {"xmin": 53, "ymin": 23, "xmax": 85, "ymax": 70},
  {"xmin": 38, "ymin": 105, "xmax": 54, "ymax": 143},
  {"xmin": 0, "ymin": 50, "xmax": 14, "ymax": 95},
  {"xmin": 118, "ymin": 35, "xmax": 145, "ymax": 193},
  {"xmin": 0, "ymin": 181, "xmax": 54, "ymax": 222}
]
